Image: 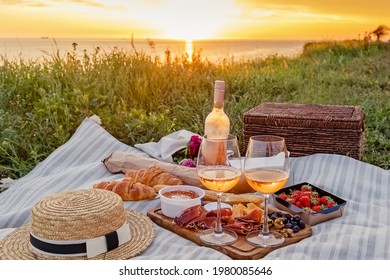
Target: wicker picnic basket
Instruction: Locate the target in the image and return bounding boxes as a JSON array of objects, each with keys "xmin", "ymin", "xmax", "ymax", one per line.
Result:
[{"xmin": 243, "ymin": 103, "xmax": 365, "ymax": 159}]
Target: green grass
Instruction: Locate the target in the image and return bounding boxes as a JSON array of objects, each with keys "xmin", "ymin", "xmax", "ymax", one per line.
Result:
[{"xmin": 1, "ymin": 40, "xmax": 389, "ymax": 179}]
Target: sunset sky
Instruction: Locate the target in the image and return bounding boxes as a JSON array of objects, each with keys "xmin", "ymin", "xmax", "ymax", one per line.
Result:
[{"xmin": 1, "ymin": 0, "xmax": 389, "ymax": 41}]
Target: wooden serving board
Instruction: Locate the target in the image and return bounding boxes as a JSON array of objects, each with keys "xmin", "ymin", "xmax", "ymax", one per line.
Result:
[{"xmin": 147, "ymin": 208, "xmax": 312, "ymax": 260}]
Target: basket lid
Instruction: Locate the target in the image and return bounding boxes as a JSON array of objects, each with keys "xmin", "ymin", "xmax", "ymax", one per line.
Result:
[{"xmin": 243, "ymin": 103, "xmax": 364, "ymax": 129}]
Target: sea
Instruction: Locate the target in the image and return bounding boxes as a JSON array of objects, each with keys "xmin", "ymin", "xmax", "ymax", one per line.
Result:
[{"xmin": 0, "ymin": 38, "xmax": 308, "ymax": 63}]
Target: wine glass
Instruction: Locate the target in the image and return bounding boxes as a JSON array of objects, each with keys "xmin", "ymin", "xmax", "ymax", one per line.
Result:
[
  {"xmin": 196, "ymin": 134, "xmax": 242, "ymax": 246},
  {"xmin": 244, "ymin": 135, "xmax": 290, "ymax": 247}
]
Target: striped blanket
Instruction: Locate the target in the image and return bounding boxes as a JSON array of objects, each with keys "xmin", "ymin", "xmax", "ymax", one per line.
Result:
[{"xmin": 1, "ymin": 117, "xmax": 389, "ymax": 259}]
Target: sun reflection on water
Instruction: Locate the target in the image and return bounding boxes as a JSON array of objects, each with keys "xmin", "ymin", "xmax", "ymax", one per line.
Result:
[{"xmin": 185, "ymin": 39, "xmax": 193, "ymax": 62}]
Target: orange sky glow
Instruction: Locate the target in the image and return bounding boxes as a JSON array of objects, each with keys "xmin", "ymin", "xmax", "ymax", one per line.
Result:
[{"xmin": 0, "ymin": 0, "xmax": 389, "ymax": 41}]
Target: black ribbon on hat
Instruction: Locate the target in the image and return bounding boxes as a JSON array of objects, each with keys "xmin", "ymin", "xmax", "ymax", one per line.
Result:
[
  {"xmin": 30, "ymin": 231, "xmax": 119, "ymax": 256},
  {"xmin": 105, "ymin": 231, "xmax": 119, "ymax": 252}
]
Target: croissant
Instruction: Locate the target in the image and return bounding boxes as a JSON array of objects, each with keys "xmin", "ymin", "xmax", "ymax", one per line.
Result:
[
  {"xmin": 93, "ymin": 180, "xmax": 156, "ymax": 201},
  {"xmin": 125, "ymin": 166, "xmax": 183, "ymax": 186}
]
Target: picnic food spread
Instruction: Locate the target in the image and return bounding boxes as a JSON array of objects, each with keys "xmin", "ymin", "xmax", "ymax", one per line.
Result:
[
  {"xmin": 146, "ymin": 189, "xmax": 311, "ymax": 259},
  {"xmin": 155, "ymin": 183, "xmax": 305, "ymax": 240},
  {"xmin": 92, "ymin": 99, "xmax": 345, "ymax": 255}
]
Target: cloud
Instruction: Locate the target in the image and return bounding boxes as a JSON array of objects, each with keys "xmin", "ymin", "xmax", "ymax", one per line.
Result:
[
  {"xmin": 227, "ymin": 2, "xmax": 344, "ymax": 25},
  {"xmin": 0, "ymin": 0, "xmax": 124, "ymax": 10},
  {"xmin": 0, "ymin": 0, "xmax": 50, "ymax": 6},
  {"xmin": 237, "ymin": 0, "xmax": 390, "ymax": 18}
]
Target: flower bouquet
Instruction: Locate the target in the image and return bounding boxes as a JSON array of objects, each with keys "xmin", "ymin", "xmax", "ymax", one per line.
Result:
[{"xmin": 173, "ymin": 135, "xmax": 202, "ymax": 167}]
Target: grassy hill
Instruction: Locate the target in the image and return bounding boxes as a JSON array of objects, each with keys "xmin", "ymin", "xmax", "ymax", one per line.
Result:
[{"xmin": 1, "ymin": 40, "xmax": 389, "ymax": 179}]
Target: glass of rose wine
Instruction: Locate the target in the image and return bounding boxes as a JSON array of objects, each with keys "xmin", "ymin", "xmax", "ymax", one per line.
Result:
[
  {"xmin": 196, "ymin": 135, "xmax": 242, "ymax": 246},
  {"xmin": 244, "ymin": 135, "xmax": 290, "ymax": 247}
]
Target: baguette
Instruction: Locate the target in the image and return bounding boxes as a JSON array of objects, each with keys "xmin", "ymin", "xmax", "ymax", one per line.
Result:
[{"xmin": 153, "ymin": 185, "xmax": 263, "ymax": 207}]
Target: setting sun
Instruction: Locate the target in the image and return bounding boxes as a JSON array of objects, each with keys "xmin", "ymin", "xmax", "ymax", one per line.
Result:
[{"xmin": 145, "ymin": 0, "xmax": 238, "ymax": 41}]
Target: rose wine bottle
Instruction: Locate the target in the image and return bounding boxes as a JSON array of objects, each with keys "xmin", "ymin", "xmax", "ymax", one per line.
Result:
[
  {"xmin": 204, "ymin": 80, "xmax": 230, "ymax": 165},
  {"xmin": 204, "ymin": 80, "xmax": 230, "ymax": 139}
]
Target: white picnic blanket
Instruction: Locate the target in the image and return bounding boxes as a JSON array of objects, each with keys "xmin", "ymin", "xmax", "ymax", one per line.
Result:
[
  {"xmin": 135, "ymin": 129, "xmax": 199, "ymax": 163},
  {"xmin": 0, "ymin": 116, "xmax": 389, "ymax": 259}
]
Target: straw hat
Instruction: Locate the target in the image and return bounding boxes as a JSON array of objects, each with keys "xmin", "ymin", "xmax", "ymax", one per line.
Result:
[{"xmin": 0, "ymin": 189, "xmax": 155, "ymax": 260}]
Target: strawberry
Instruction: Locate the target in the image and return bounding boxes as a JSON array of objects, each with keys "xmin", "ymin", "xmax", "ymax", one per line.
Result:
[
  {"xmin": 300, "ymin": 191, "xmax": 311, "ymax": 197},
  {"xmin": 300, "ymin": 185, "xmax": 312, "ymax": 192},
  {"xmin": 310, "ymin": 196, "xmax": 320, "ymax": 206},
  {"xmin": 286, "ymin": 197, "xmax": 297, "ymax": 205},
  {"xmin": 279, "ymin": 193, "xmax": 288, "ymax": 200},
  {"xmin": 310, "ymin": 190, "xmax": 319, "ymax": 197},
  {"xmin": 327, "ymin": 201, "xmax": 337, "ymax": 208},
  {"xmin": 300, "ymin": 190, "xmax": 319, "ymax": 198},
  {"xmin": 302, "ymin": 207, "xmax": 313, "ymax": 214},
  {"xmin": 295, "ymin": 201, "xmax": 303, "ymax": 208},
  {"xmin": 298, "ymin": 195, "xmax": 311, "ymax": 207},
  {"xmin": 290, "ymin": 190, "xmax": 302, "ymax": 200},
  {"xmin": 319, "ymin": 196, "xmax": 333, "ymax": 205},
  {"xmin": 311, "ymin": 205, "xmax": 323, "ymax": 212}
]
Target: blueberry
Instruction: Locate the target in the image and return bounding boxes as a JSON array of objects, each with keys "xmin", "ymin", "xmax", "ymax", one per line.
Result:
[
  {"xmin": 292, "ymin": 225, "xmax": 300, "ymax": 233},
  {"xmin": 293, "ymin": 215, "xmax": 301, "ymax": 222},
  {"xmin": 290, "ymin": 221, "xmax": 297, "ymax": 227},
  {"xmin": 299, "ymin": 221, "xmax": 305, "ymax": 229},
  {"xmin": 283, "ymin": 213, "xmax": 292, "ymax": 220},
  {"xmin": 285, "ymin": 222, "xmax": 292, "ymax": 229}
]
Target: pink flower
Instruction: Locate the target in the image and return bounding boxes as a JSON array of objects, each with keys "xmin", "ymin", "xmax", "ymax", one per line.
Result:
[
  {"xmin": 179, "ymin": 158, "xmax": 196, "ymax": 168},
  {"xmin": 173, "ymin": 135, "xmax": 202, "ymax": 167},
  {"xmin": 187, "ymin": 135, "xmax": 202, "ymax": 158}
]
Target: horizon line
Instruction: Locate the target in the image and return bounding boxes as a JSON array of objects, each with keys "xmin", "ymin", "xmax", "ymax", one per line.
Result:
[{"xmin": 0, "ymin": 36, "xmax": 367, "ymax": 42}]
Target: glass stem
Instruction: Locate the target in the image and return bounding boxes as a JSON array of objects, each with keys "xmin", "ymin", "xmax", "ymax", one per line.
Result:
[
  {"xmin": 262, "ymin": 194, "xmax": 270, "ymax": 235},
  {"xmin": 215, "ymin": 193, "xmax": 223, "ymax": 234}
]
